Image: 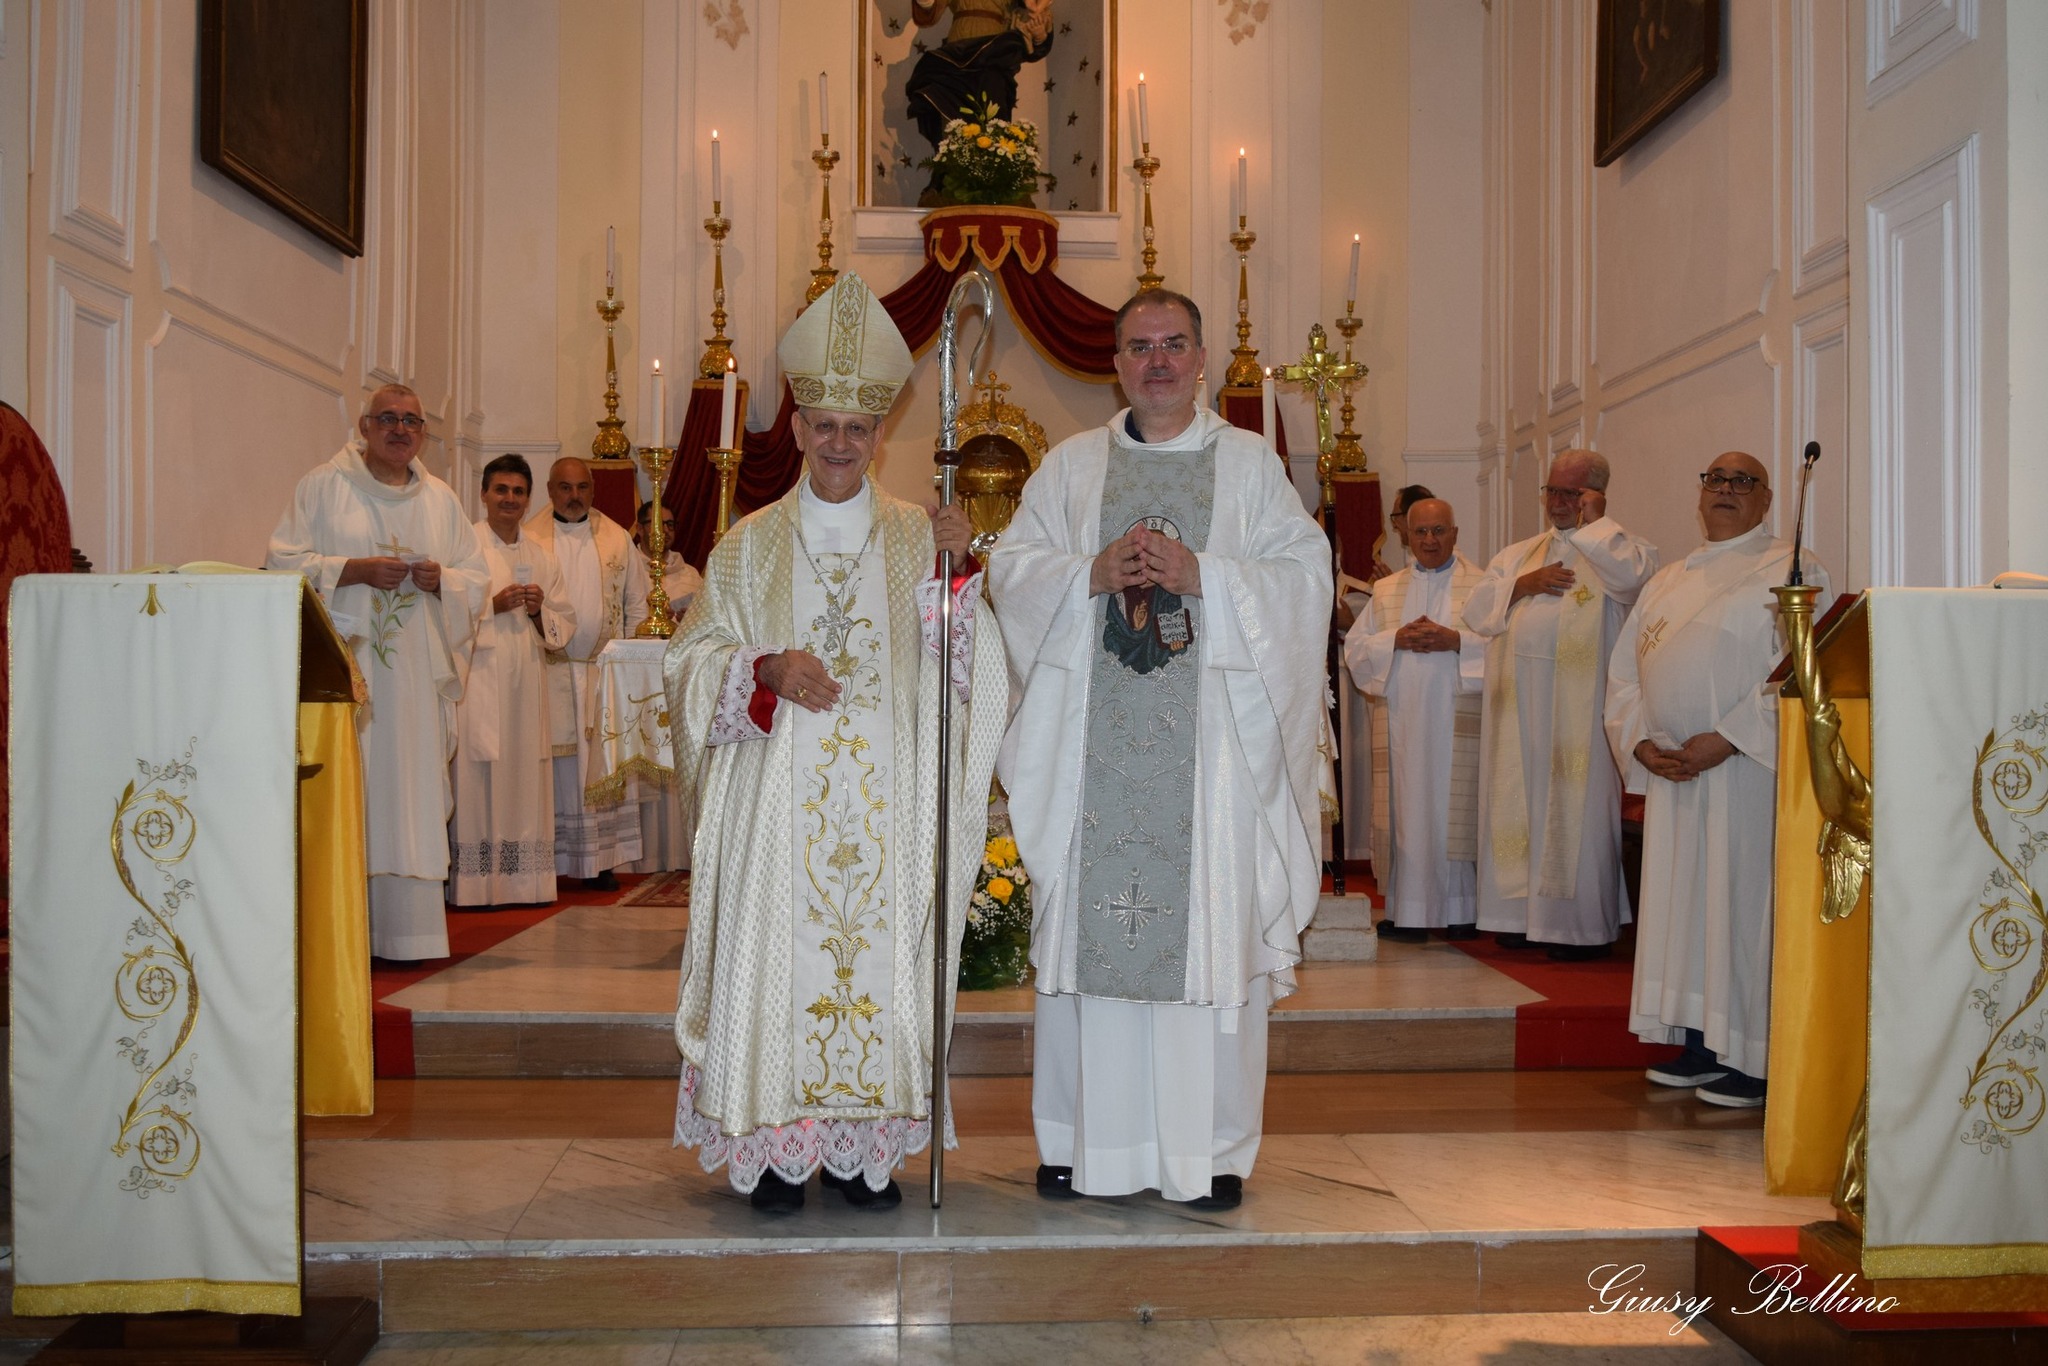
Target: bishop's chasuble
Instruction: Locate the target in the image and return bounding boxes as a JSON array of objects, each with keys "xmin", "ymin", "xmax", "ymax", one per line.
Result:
[
  {"xmin": 1605, "ymin": 526, "xmax": 1830, "ymax": 1078},
  {"xmin": 266, "ymin": 439, "xmax": 487, "ymax": 960},
  {"xmin": 1463, "ymin": 519, "xmax": 1657, "ymax": 945},
  {"xmin": 663, "ymin": 478, "xmax": 1007, "ymax": 1192},
  {"xmin": 993, "ymin": 409, "xmax": 1330, "ymax": 1201}
]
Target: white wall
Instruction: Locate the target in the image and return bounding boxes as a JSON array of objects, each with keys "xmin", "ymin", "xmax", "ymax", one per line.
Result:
[
  {"xmin": 23, "ymin": 0, "xmax": 483, "ymax": 572},
  {"xmin": 1, "ymin": 0, "xmax": 28, "ymax": 410}
]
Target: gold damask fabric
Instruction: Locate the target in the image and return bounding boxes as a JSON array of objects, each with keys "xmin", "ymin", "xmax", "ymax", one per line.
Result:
[{"xmin": 298, "ymin": 700, "xmax": 374, "ymax": 1117}]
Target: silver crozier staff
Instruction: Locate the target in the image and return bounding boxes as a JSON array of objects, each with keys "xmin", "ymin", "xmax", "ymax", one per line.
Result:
[{"xmin": 929, "ymin": 266, "xmax": 995, "ymax": 1208}]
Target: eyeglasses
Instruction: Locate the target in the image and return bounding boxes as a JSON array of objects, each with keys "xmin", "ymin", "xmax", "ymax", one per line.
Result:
[
  {"xmin": 1121, "ymin": 338, "xmax": 1194, "ymax": 359},
  {"xmin": 1698, "ymin": 471, "xmax": 1763, "ymax": 493},
  {"xmin": 807, "ymin": 418, "xmax": 876, "ymax": 443},
  {"xmin": 1408, "ymin": 524, "xmax": 1453, "ymax": 538},
  {"xmin": 372, "ymin": 412, "xmax": 426, "ymax": 431},
  {"xmin": 1540, "ymin": 484, "xmax": 1588, "ymax": 498}
]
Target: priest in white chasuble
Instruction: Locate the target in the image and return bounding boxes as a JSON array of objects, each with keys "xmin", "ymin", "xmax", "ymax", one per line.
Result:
[
  {"xmin": 664, "ymin": 274, "xmax": 1008, "ymax": 1212},
  {"xmin": 524, "ymin": 456, "xmax": 654, "ymax": 888},
  {"xmin": 1463, "ymin": 450, "xmax": 1658, "ymax": 959},
  {"xmin": 266, "ymin": 382, "xmax": 488, "ymax": 961},
  {"xmin": 992, "ymin": 290, "xmax": 1331, "ymax": 1210},
  {"xmin": 1344, "ymin": 499, "xmax": 1486, "ymax": 940},
  {"xmin": 1605, "ymin": 451, "xmax": 1830, "ymax": 1109},
  {"xmin": 450, "ymin": 454, "xmax": 576, "ymax": 907}
]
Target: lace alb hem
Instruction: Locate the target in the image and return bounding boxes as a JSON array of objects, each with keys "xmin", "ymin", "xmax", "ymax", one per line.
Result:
[
  {"xmin": 708, "ymin": 645, "xmax": 780, "ymax": 745},
  {"xmin": 673, "ymin": 1062, "xmax": 956, "ymax": 1193}
]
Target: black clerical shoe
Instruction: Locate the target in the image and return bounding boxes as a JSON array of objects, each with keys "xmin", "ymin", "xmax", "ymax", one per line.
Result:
[
  {"xmin": 1544, "ymin": 941, "xmax": 1612, "ymax": 962},
  {"xmin": 748, "ymin": 1172, "xmax": 805, "ymax": 1212},
  {"xmin": 1441, "ymin": 923, "xmax": 1479, "ymax": 941},
  {"xmin": 1035, "ymin": 1164, "xmax": 1081, "ymax": 1199},
  {"xmin": 821, "ymin": 1169, "xmax": 902, "ymax": 1210},
  {"xmin": 1494, "ymin": 932, "xmax": 1533, "ymax": 950},
  {"xmin": 1186, "ymin": 1176, "xmax": 1243, "ymax": 1211},
  {"xmin": 1376, "ymin": 922, "xmax": 1428, "ymax": 944},
  {"xmin": 586, "ymin": 870, "xmax": 620, "ymax": 892}
]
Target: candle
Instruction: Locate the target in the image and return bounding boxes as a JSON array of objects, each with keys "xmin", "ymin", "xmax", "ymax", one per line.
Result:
[
  {"xmin": 651, "ymin": 359, "xmax": 666, "ymax": 446},
  {"xmin": 1346, "ymin": 233, "xmax": 1361, "ymax": 307},
  {"xmin": 710, "ymin": 130, "xmax": 722, "ymax": 203},
  {"xmin": 718, "ymin": 358, "xmax": 738, "ymax": 449},
  {"xmin": 1137, "ymin": 74, "xmax": 1151, "ymax": 148},
  {"xmin": 606, "ymin": 225, "xmax": 616, "ymax": 293},
  {"xmin": 819, "ymin": 71, "xmax": 829, "ymax": 142},
  {"xmin": 1238, "ymin": 149, "xmax": 1248, "ymax": 223},
  {"xmin": 1261, "ymin": 367, "xmax": 1276, "ymax": 442}
]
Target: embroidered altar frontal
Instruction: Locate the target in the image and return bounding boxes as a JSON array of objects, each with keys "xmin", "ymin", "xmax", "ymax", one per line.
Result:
[
  {"xmin": 1864, "ymin": 588, "xmax": 2048, "ymax": 1278},
  {"xmin": 9, "ymin": 575, "xmax": 303, "ymax": 1315}
]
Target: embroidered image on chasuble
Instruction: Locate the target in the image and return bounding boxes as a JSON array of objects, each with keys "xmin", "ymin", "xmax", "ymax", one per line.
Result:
[{"xmin": 1075, "ymin": 438, "xmax": 1215, "ymax": 1002}]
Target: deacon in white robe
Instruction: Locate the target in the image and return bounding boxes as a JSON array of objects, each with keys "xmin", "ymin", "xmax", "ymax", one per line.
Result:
[
  {"xmin": 1604, "ymin": 451, "xmax": 1830, "ymax": 1108},
  {"xmin": 1343, "ymin": 499, "xmax": 1486, "ymax": 936},
  {"xmin": 665, "ymin": 274, "xmax": 1008, "ymax": 1211},
  {"xmin": 449, "ymin": 455, "xmax": 576, "ymax": 906},
  {"xmin": 266, "ymin": 383, "xmax": 486, "ymax": 961},
  {"xmin": 1463, "ymin": 450, "xmax": 1658, "ymax": 954},
  {"xmin": 523, "ymin": 457, "xmax": 652, "ymax": 885},
  {"xmin": 627, "ymin": 501, "xmax": 705, "ymax": 872},
  {"xmin": 993, "ymin": 291, "xmax": 1331, "ymax": 1209}
]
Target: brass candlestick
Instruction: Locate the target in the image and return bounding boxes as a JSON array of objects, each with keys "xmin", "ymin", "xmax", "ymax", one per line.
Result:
[
  {"xmin": 708, "ymin": 444, "xmax": 743, "ymax": 543},
  {"xmin": 592, "ymin": 290, "xmax": 631, "ymax": 458},
  {"xmin": 807, "ymin": 136, "xmax": 842, "ymax": 306},
  {"xmin": 632, "ymin": 441, "xmax": 677, "ymax": 638},
  {"xmin": 1331, "ymin": 308, "xmax": 1370, "ymax": 475},
  {"xmin": 1223, "ymin": 217, "xmax": 1261, "ymax": 388},
  {"xmin": 1133, "ymin": 145, "xmax": 1164, "ymax": 292},
  {"xmin": 699, "ymin": 203, "xmax": 735, "ymax": 379}
]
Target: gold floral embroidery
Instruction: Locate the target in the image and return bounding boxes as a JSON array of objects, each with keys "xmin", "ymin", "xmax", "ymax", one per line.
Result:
[{"xmin": 1961, "ymin": 715, "xmax": 2048, "ymax": 1151}]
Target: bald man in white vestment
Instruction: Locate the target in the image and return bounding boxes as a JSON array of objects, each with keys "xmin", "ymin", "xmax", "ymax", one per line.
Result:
[
  {"xmin": 1463, "ymin": 451, "xmax": 1657, "ymax": 960},
  {"xmin": 1344, "ymin": 499, "xmax": 1486, "ymax": 943},
  {"xmin": 993, "ymin": 291, "xmax": 1331, "ymax": 1211},
  {"xmin": 1605, "ymin": 452, "xmax": 1830, "ymax": 1109},
  {"xmin": 664, "ymin": 274, "xmax": 1008, "ymax": 1212},
  {"xmin": 266, "ymin": 383, "xmax": 487, "ymax": 961}
]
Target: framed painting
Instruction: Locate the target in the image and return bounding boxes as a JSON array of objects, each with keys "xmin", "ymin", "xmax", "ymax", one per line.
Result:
[
  {"xmin": 1593, "ymin": 0, "xmax": 1721, "ymax": 167},
  {"xmin": 198, "ymin": 0, "xmax": 368, "ymax": 256},
  {"xmin": 859, "ymin": 0, "xmax": 1117, "ymax": 212}
]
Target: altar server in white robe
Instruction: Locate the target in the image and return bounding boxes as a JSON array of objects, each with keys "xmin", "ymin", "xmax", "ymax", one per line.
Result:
[
  {"xmin": 1344, "ymin": 500, "xmax": 1486, "ymax": 940},
  {"xmin": 628, "ymin": 499, "xmax": 704, "ymax": 872},
  {"xmin": 267, "ymin": 382, "xmax": 487, "ymax": 961},
  {"xmin": 1463, "ymin": 450, "xmax": 1658, "ymax": 959},
  {"xmin": 449, "ymin": 455, "xmax": 576, "ymax": 906},
  {"xmin": 524, "ymin": 457, "xmax": 653, "ymax": 888},
  {"xmin": 993, "ymin": 290, "xmax": 1331, "ymax": 1210},
  {"xmin": 665, "ymin": 273, "xmax": 1008, "ymax": 1212},
  {"xmin": 1605, "ymin": 451, "xmax": 1830, "ymax": 1109}
]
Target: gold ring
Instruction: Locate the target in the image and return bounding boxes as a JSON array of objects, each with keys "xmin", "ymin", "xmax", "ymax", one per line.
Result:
[{"xmin": 796, "ymin": 687, "xmax": 807, "ymax": 699}]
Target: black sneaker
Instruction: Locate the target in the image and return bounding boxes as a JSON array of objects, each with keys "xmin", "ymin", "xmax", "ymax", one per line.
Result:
[
  {"xmin": 1645, "ymin": 1048, "xmax": 1728, "ymax": 1089},
  {"xmin": 1035, "ymin": 1164, "xmax": 1080, "ymax": 1199},
  {"xmin": 1376, "ymin": 923, "xmax": 1428, "ymax": 944},
  {"xmin": 748, "ymin": 1172, "xmax": 805, "ymax": 1212},
  {"xmin": 1441, "ymin": 924, "xmax": 1479, "ymax": 941},
  {"xmin": 1187, "ymin": 1175, "xmax": 1243, "ymax": 1210},
  {"xmin": 821, "ymin": 1169, "xmax": 902, "ymax": 1209},
  {"xmin": 1696, "ymin": 1073, "xmax": 1768, "ymax": 1109},
  {"xmin": 1494, "ymin": 932, "xmax": 1533, "ymax": 950}
]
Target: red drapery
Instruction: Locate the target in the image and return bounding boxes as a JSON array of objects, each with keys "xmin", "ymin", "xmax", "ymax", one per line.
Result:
[{"xmin": 1216, "ymin": 386, "xmax": 1290, "ymax": 462}]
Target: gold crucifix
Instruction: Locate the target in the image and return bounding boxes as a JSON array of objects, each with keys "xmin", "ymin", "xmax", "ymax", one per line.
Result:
[{"xmin": 1280, "ymin": 323, "xmax": 1365, "ymax": 497}]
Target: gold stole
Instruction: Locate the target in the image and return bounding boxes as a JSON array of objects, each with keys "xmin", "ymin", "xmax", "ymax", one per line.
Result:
[{"xmin": 1484, "ymin": 532, "xmax": 1604, "ymax": 901}]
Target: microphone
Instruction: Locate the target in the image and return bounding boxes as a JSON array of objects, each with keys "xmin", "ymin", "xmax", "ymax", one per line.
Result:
[{"xmin": 1789, "ymin": 441, "xmax": 1820, "ymax": 586}]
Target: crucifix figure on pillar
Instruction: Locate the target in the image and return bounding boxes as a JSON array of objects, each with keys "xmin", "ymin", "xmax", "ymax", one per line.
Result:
[{"xmin": 1281, "ymin": 323, "xmax": 1365, "ymax": 502}]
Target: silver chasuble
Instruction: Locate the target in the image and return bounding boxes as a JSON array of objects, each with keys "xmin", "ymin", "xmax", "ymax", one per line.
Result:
[
  {"xmin": 1074, "ymin": 434, "xmax": 1218, "ymax": 1001},
  {"xmin": 788, "ymin": 484, "xmax": 899, "ymax": 1112}
]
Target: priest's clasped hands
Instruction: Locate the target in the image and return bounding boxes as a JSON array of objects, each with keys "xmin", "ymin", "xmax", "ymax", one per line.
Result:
[
  {"xmin": 1633, "ymin": 733, "xmax": 1738, "ymax": 782},
  {"xmin": 1392, "ymin": 615, "xmax": 1460, "ymax": 653},
  {"xmin": 491, "ymin": 582, "xmax": 544, "ymax": 616},
  {"xmin": 340, "ymin": 555, "xmax": 442, "ymax": 595},
  {"xmin": 1089, "ymin": 525, "xmax": 1201, "ymax": 598}
]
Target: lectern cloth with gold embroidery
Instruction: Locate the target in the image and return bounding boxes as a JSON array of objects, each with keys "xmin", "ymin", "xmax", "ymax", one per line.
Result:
[
  {"xmin": 9, "ymin": 575, "xmax": 308, "ymax": 1315},
  {"xmin": 1864, "ymin": 588, "xmax": 2048, "ymax": 1277}
]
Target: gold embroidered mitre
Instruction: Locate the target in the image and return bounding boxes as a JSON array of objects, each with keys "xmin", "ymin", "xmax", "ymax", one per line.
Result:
[{"xmin": 776, "ymin": 272, "xmax": 914, "ymax": 416}]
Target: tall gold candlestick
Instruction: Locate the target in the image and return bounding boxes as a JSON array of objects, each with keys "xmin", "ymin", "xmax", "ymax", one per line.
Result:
[
  {"xmin": 1223, "ymin": 217, "xmax": 1261, "ymax": 388},
  {"xmin": 708, "ymin": 445, "xmax": 743, "ymax": 543},
  {"xmin": 1331, "ymin": 308, "xmax": 1369, "ymax": 475},
  {"xmin": 807, "ymin": 136, "xmax": 842, "ymax": 306},
  {"xmin": 699, "ymin": 203, "xmax": 735, "ymax": 379},
  {"xmin": 632, "ymin": 441, "xmax": 677, "ymax": 638},
  {"xmin": 592, "ymin": 290, "xmax": 630, "ymax": 458},
  {"xmin": 1132, "ymin": 146, "xmax": 1164, "ymax": 292}
]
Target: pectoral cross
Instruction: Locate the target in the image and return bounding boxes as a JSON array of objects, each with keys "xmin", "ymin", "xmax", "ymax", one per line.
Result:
[
  {"xmin": 1639, "ymin": 617, "xmax": 1669, "ymax": 655},
  {"xmin": 376, "ymin": 535, "xmax": 414, "ymax": 559},
  {"xmin": 1281, "ymin": 323, "xmax": 1364, "ymax": 460}
]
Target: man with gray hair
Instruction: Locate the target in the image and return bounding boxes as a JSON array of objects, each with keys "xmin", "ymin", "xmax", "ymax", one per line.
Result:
[
  {"xmin": 1463, "ymin": 449, "xmax": 1658, "ymax": 960},
  {"xmin": 267, "ymin": 382, "xmax": 488, "ymax": 961}
]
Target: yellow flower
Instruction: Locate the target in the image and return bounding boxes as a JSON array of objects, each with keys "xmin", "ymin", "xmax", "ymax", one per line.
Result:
[
  {"xmin": 997, "ymin": 139, "xmax": 1018, "ymax": 155},
  {"xmin": 976, "ymin": 135, "xmax": 994, "ymax": 149},
  {"xmin": 962, "ymin": 123, "xmax": 982, "ymax": 137},
  {"xmin": 987, "ymin": 876, "xmax": 1014, "ymax": 903},
  {"xmin": 987, "ymin": 835, "xmax": 1019, "ymax": 865}
]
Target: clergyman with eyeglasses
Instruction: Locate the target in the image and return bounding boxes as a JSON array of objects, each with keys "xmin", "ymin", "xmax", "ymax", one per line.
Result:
[
  {"xmin": 1461, "ymin": 449, "xmax": 1659, "ymax": 964},
  {"xmin": 991, "ymin": 289, "xmax": 1331, "ymax": 1212},
  {"xmin": 661, "ymin": 274, "xmax": 1008, "ymax": 1213},
  {"xmin": 1603, "ymin": 451, "xmax": 1832, "ymax": 1109},
  {"xmin": 266, "ymin": 382, "xmax": 489, "ymax": 963}
]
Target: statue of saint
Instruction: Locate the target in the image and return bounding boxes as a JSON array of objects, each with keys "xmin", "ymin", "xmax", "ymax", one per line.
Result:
[{"xmin": 906, "ymin": 0, "xmax": 1055, "ymax": 199}]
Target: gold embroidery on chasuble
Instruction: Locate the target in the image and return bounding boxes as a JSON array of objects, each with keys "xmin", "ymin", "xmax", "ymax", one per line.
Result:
[
  {"xmin": 110, "ymin": 748, "xmax": 205, "ymax": 1196},
  {"xmin": 368, "ymin": 535, "xmax": 420, "ymax": 669},
  {"xmin": 792, "ymin": 550, "xmax": 896, "ymax": 1111},
  {"xmin": 1961, "ymin": 713, "xmax": 2048, "ymax": 1152},
  {"xmin": 1638, "ymin": 616, "xmax": 1670, "ymax": 658}
]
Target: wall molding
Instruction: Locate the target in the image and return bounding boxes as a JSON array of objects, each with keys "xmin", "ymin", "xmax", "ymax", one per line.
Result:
[
  {"xmin": 50, "ymin": 0, "xmax": 137, "ymax": 268},
  {"xmin": 1865, "ymin": 0, "xmax": 1975, "ymax": 108},
  {"xmin": 1793, "ymin": 0, "xmax": 1849, "ymax": 294},
  {"xmin": 46, "ymin": 260, "xmax": 132, "ymax": 568}
]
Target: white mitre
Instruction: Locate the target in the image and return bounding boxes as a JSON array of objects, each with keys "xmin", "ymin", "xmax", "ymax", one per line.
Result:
[{"xmin": 776, "ymin": 272, "xmax": 914, "ymax": 416}]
